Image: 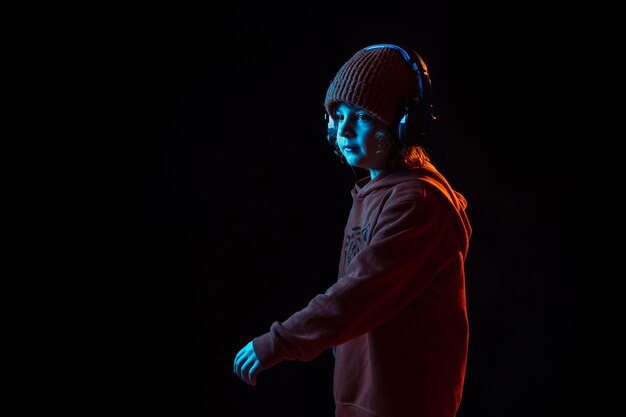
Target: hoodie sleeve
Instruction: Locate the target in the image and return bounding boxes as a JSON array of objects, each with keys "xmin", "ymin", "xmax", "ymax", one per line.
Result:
[{"xmin": 253, "ymin": 185, "xmax": 468, "ymax": 369}]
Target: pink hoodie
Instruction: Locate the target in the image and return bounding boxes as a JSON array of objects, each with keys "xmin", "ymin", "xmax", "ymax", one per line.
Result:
[{"xmin": 254, "ymin": 162, "xmax": 472, "ymax": 417}]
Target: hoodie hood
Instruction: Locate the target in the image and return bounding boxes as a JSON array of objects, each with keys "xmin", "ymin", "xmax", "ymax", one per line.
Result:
[{"xmin": 352, "ymin": 163, "xmax": 472, "ymax": 258}]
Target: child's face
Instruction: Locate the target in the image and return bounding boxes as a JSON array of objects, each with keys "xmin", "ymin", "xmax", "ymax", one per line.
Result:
[{"xmin": 332, "ymin": 102, "xmax": 393, "ymax": 175}]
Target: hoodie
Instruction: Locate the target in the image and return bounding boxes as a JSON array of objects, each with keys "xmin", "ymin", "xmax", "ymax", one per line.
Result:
[{"xmin": 253, "ymin": 162, "xmax": 472, "ymax": 417}]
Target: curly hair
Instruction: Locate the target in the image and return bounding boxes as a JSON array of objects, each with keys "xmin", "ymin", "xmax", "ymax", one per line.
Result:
[{"xmin": 389, "ymin": 144, "xmax": 431, "ymax": 169}]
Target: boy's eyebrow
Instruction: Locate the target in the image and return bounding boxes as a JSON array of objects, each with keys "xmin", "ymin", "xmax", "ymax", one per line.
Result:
[{"xmin": 336, "ymin": 103, "xmax": 368, "ymax": 113}]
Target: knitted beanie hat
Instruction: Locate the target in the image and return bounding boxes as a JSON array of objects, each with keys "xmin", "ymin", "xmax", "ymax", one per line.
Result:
[{"xmin": 324, "ymin": 45, "xmax": 419, "ymax": 130}]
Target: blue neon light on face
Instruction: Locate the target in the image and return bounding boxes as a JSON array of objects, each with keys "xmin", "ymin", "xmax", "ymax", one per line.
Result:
[{"xmin": 332, "ymin": 102, "xmax": 391, "ymax": 178}]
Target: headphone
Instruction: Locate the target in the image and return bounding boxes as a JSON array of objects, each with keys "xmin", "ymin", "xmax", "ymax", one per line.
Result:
[{"xmin": 325, "ymin": 43, "xmax": 435, "ymax": 150}]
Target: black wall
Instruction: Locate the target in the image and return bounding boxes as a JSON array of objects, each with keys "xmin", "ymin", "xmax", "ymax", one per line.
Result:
[{"xmin": 99, "ymin": 2, "xmax": 603, "ymax": 416}]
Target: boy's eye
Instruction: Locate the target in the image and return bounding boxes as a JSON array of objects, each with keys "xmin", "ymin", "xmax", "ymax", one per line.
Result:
[{"xmin": 333, "ymin": 112, "xmax": 371, "ymax": 123}]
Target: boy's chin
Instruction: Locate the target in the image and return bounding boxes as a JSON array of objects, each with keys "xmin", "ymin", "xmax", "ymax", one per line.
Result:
[{"xmin": 344, "ymin": 156, "xmax": 365, "ymax": 167}]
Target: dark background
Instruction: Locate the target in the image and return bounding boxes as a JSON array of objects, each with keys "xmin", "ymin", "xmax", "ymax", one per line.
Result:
[{"xmin": 92, "ymin": 1, "xmax": 605, "ymax": 416}]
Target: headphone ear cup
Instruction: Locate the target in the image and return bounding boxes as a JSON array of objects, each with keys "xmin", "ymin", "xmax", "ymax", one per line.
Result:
[
  {"xmin": 325, "ymin": 112, "xmax": 335, "ymax": 143},
  {"xmin": 325, "ymin": 112, "xmax": 339, "ymax": 152},
  {"xmin": 399, "ymin": 98, "xmax": 434, "ymax": 144}
]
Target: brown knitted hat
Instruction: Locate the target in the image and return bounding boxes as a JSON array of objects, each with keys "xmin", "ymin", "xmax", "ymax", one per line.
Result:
[{"xmin": 324, "ymin": 45, "xmax": 419, "ymax": 130}]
